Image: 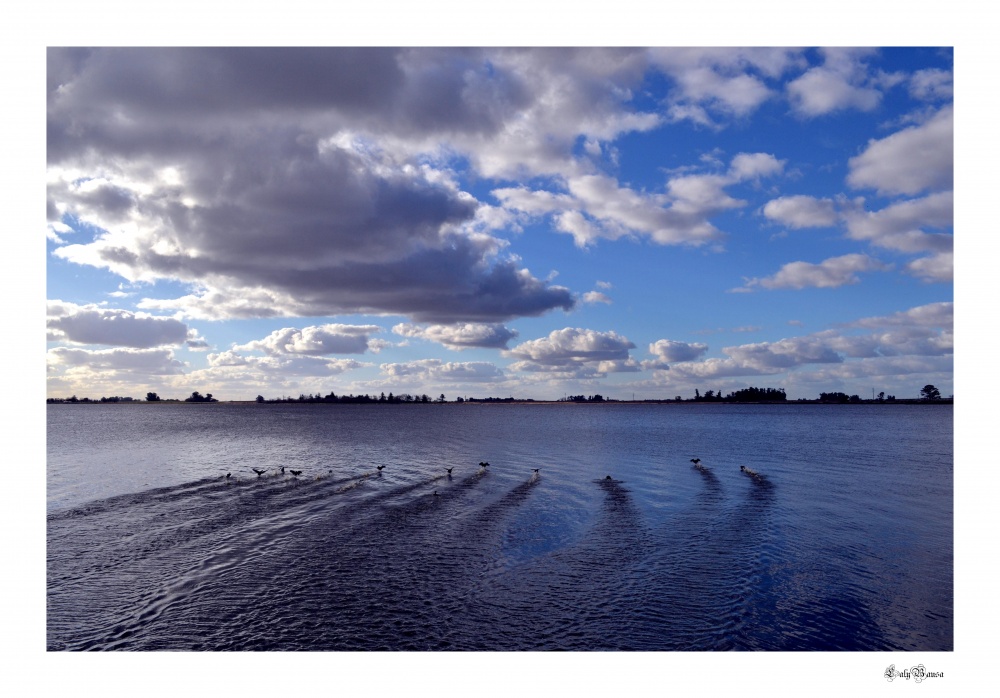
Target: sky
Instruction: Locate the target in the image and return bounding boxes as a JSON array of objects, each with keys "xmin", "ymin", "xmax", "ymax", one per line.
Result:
[{"xmin": 44, "ymin": 46, "xmax": 955, "ymax": 402}]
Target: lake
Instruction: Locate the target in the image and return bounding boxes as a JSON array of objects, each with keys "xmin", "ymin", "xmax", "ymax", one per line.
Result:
[{"xmin": 46, "ymin": 402, "xmax": 953, "ymax": 651}]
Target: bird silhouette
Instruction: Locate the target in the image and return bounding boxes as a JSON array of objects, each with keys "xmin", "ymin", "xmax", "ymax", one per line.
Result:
[
  {"xmin": 445, "ymin": 467, "xmax": 454, "ymax": 475},
  {"xmin": 376, "ymin": 465, "xmax": 385, "ymax": 472},
  {"xmin": 290, "ymin": 469, "xmax": 302, "ymax": 477},
  {"xmin": 532, "ymin": 468, "xmax": 540, "ymax": 473},
  {"xmin": 690, "ymin": 458, "xmax": 701, "ymax": 465},
  {"xmin": 252, "ymin": 468, "xmax": 267, "ymax": 477},
  {"xmin": 280, "ymin": 466, "xmax": 285, "ymax": 474},
  {"xmin": 479, "ymin": 461, "xmax": 490, "ymax": 468}
]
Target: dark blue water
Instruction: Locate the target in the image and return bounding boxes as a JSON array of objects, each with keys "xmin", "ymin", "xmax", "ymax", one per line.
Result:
[{"xmin": 47, "ymin": 402, "xmax": 952, "ymax": 651}]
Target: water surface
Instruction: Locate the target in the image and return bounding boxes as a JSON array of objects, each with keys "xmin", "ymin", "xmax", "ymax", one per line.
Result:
[{"xmin": 47, "ymin": 402, "xmax": 953, "ymax": 651}]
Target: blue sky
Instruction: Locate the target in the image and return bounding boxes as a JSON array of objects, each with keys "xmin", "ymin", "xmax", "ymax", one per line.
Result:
[{"xmin": 45, "ymin": 46, "xmax": 954, "ymax": 401}]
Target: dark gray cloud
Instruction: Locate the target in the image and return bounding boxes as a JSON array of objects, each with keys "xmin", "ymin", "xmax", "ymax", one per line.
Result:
[{"xmin": 48, "ymin": 48, "xmax": 577, "ymax": 324}]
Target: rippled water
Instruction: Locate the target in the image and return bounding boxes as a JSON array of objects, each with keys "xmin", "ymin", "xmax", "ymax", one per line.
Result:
[{"xmin": 47, "ymin": 402, "xmax": 952, "ymax": 651}]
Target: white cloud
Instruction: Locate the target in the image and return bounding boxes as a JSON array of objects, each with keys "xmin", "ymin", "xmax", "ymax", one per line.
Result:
[
  {"xmin": 906, "ymin": 252, "xmax": 954, "ymax": 283},
  {"xmin": 497, "ymin": 151, "xmax": 782, "ymax": 248},
  {"xmin": 581, "ymin": 291, "xmax": 613, "ymax": 305},
  {"xmin": 738, "ymin": 253, "xmax": 890, "ymax": 291},
  {"xmin": 392, "ymin": 322, "xmax": 518, "ymax": 349},
  {"xmin": 206, "ymin": 350, "xmax": 367, "ymax": 377},
  {"xmin": 380, "ymin": 359, "xmax": 505, "ymax": 383},
  {"xmin": 762, "ymin": 195, "xmax": 838, "ymax": 228},
  {"xmin": 48, "ymin": 346, "xmax": 186, "ymax": 375},
  {"xmin": 235, "ymin": 324, "xmax": 383, "ymax": 356},
  {"xmin": 47, "ymin": 300, "xmax": 190, "ymax": 348},
  {"xmin": 646, "ymin": 302, "xmax": 952, "ymax": 387},
  {"xmin": 909, "ymin": 69, "xmax": 953, "ymax": 101},
  {"xmin": 504, "ymin": 327, "xmax": 636, "ymax": 374},
  {"xmin": 646, "ymin": 339, "xmax": 709, "ymax": 365},
  {"xmin": 847, "ymin": 105, "xmax": 953, "ymax": 196},
  {"xmin": 842, "ymin": 190, "xmax": 953, "ymax": 253},
  {"xmin": 787, "ymin": 48, "xmax": 883, "ymax": 117},
  {"xmin": 648, "ymin": 48, "xmax": 805, "ymax": 119},
  {"xmin": 728, "ymin": 152, "xmax": 785, "ymax": 180}
]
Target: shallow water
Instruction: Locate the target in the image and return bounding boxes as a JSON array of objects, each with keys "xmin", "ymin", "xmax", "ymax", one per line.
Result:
[{"xmin": 47, "ymin": 402, "xmax": 952, "ymax": 651}]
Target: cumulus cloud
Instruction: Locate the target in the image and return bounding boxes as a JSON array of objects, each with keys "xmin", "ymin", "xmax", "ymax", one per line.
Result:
[
  {"xmin": 842, "ymin": 191, "xmax": 953, "ymax": 253},
  {"xmin": 234, "ymin": 324, "xmax": 383, "ymax": 356},
  {"xmin": 737, "ymin": 253, "xmax": 890, "ymax": 291},
  {"xmin": 392, "ymin": 322, "xmax": 518, "ymax": 349},
  {"xmin": 646, "ymin": 339, "xmax": 710, "ymax": 366},
  {"xmin": 762, "ymin": 195, "xmax": 838, "ymax": 228},
  {"xmin": 847, "ymin": 105, "xmax": 953, "ymax": 196},
  {"xmin": 48, "ymin": 346, "xmax": 186, "ymax": 375},
  {"xmin": 787, "ymin": 48, "xmax": 883, "ymax": 117},
  {"xmin": 47, "ymin": 300, "xmax": 190, "ymax": 348},
  {"xmin": 905, "ymin": 252, "xmax": 953, "ymax": 283},
  {"xmin": 380, "ymin": 359, "xmax": 505, "ymax": 383},
  {"xmin": 47, "ymin": 48, "xmax": 581, "ymax": 324},
  {"xmin": 206, "ymin": 350, "xmax": 367, "ymax": 377},
  {"xmin": 504, "ymin": 327, "xmax": 636, "ymax": 375}
]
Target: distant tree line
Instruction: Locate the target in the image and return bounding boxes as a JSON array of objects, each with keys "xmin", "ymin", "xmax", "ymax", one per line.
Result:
[
  {"xmin": 46, "ymin": 384, "xmax": 951, "ymax": 405},
  {"xmin": 685, "ymin": 387, "xmax": 788, "ymax": 402},
  {"xmin": 259, "ymin": 391, "xmax": 442, "ymax": 404},
  {"xmin": 559, "ymin": 394, "xmax": 608, "ymax": 403},
  {"xmin": 47, "ymin": 395, "xmax": 139, "ymax": 404}
]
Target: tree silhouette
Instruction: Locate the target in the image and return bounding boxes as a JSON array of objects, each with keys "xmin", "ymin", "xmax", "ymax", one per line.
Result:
[{"xmin": 920, "ymin": 384, "xmax": 942, "ymax": 400}]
